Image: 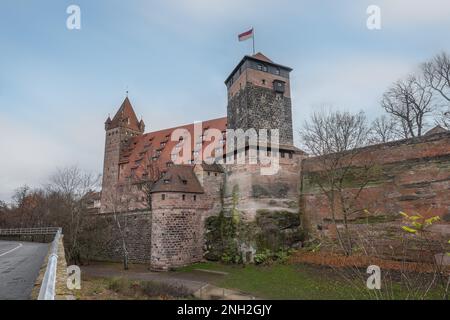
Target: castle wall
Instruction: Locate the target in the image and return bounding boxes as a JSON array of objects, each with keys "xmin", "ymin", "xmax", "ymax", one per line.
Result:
[
  {"xmin": 227, "ymin": 83, "xmax": 294, "ymax": 146},
  {"xmin": 150, "ymin": 192, "xmax": 210, "ymax": 270},
  {"xmin": 193, "ymin": 166, "xmax": 224, "ymax": 215},
  {"xmin": 100, "ymin": 128, "xmax": 122, "ymax": 212},
  {"xmin": 95, "ymin": 211, "xmax": 152, "ymax": 263},
  {"xmin": 228, "ymin": 67, "xmax": 291, "ymax": 99},
  {"xmin": 300, "ymin": 132, "xmax": 450, "ymax": 243},
  {"xmin": 223, "ymin": 151, "xmax": 305, "ymax": 221}
]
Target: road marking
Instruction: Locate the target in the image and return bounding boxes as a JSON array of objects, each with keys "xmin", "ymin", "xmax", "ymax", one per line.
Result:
[{"xmin": 0, "ymin": 243, "xmax": 23, "ymax": 257}]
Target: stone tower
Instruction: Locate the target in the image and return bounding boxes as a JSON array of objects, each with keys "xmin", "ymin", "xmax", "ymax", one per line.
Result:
[
  {"xmin": 100, "ymin": 97, "xmax": 145, "ymax": 212},
  {"xmin": 225, "ymin": 52, "xmax": 294, "ymax": 146}
]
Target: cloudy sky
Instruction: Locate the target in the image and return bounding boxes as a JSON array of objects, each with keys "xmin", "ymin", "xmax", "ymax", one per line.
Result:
[{"xmin": 1, "ymin": 0, "xmax": 450, "ymax": 202}]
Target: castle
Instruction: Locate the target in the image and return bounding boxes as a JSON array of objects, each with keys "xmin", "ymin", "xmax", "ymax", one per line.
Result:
[
  {"xmin": 99, "ymin": 53, "xmax": 306, "ymax": 270},
  {"xmin": 98, "ymin": 53, "xmax": 450, "ymax": 270}
]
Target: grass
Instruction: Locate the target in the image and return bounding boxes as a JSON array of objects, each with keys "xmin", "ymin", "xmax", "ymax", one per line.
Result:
[{"xmin": 178, "ymin": 262, "xmax": 446, "ymax": 300}]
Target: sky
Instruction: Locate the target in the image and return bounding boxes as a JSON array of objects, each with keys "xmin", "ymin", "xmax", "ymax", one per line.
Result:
[{"xmin": 1, "ymin": 0, "xmax": 450, "ymax": 202}]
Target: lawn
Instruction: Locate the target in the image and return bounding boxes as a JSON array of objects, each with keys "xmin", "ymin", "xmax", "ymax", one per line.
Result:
[{"xmin": 178, "ymin": 262, "xmax": 446, "ymax": 300}]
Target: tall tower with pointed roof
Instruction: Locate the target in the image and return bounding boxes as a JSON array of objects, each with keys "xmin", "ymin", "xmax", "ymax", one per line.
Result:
[
  {"xmin": 101, "ymin": 97, "xmax": 145, "ymax": 212},
  {"xmin": 225, "ymin": 52, "xmax": 294, "ymax": 146}
]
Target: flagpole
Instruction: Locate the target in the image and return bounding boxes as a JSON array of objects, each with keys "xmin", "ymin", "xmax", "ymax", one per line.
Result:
[{"xmin": 252, "ymin": 28, "xmax": 255, "ymax": 55}]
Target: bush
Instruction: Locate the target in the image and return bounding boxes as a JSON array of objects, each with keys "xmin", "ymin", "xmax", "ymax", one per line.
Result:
[
  {"xmin": 140, "ymin": 281, "xmax": 191, "ymax": 298},
  {"xmin": 254, "ymin": 249, "xmax": 292, "ymax": 265},
  {"xmin": 254, "ymin": 249, "xmax": 272, "ymax": 264},
  {"xmin": 108, "ymin": 277, "xmax": 135, "ymax": 295}
]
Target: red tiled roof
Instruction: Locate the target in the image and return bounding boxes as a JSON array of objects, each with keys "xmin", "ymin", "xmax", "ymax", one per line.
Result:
[
  {"xmin": 118, "ymin": 117, "xmax": 227, "ymax": 184},
  {"xmin": 109, "ymin": 97, "xmax": 142, "ymax": 132},
  {"xmin": 252, "ymin": 52, "xmax": 273, "ymax": 63},
  {"xmin": 150, "ymin": 165, "xmax": 204, "ymax": 194}
]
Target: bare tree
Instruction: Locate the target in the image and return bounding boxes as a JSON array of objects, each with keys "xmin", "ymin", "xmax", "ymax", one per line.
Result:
[
  {"xmin": 422, "ymin": 52, "xmax": 450, "ymax": 130},
  {"xmin": 140, "ymin": 154, "xmax": 162, "ymax": 210},
  {"xmin": 46, "ymin": 166, "xmax": 101, "ymax": 264},
  {"xmin": 300, "ymin": 110, "xmax": 376, "ymax": 256},
  {"xmin": 369, "ymin": 115, "xmax": 400, "ymax": 144},
  {"xmin": 48, "ymin": 166, "xmax": 100, "ymax": 200},
  {"xmin": 435, "ymin": 110, "xmax": 450, "ymax": 130},
  {"xmin": 381, "ymin": 75, "xmax": 434, "ymax": 137},
  {"xmin": 422, "ymin": 52, "xmax": 450, "ymax": 104}
]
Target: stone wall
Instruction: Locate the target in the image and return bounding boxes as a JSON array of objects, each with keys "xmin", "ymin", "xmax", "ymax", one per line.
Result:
[
  {"xmin": 96, "ymin": 211, "xmax": 152, "ymax": 264},
  {"xmin": 300, "ymin": 131, "xmax": 450, "ymax": 243},
  {"xmin": 227, "ymin": 83, "xmax": 294, "ymax": 146},
  {"xmin": 150, "ymin": 192, "xmax": 211, "ymax": 270},
  {"xmin": 223, "ymin": 151, "xmax": 305, "ymax": 221}
]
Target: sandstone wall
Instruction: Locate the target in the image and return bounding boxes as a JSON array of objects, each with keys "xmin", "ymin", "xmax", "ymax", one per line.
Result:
[
  {"xmin": 300, "ymin": 132, "xmax": 450, "ymax": 241},
  {"xmin": 97, "ymin": 211, "xmax": 152, "ymax": 263},
  {"xmin": 223, "ymin": 151, "xmax": 305, "ymax": 221},
  {"xmin": 150, "ymin": 192, "xmax": 210, "ymax": 270}
]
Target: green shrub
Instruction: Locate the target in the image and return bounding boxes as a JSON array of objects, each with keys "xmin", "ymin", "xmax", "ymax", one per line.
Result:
[
  {"xmin": 254, "ymin": 249, "xmax": 272, "ymax": 264},
  {"xmin": 254, "ymin": 249, "xmax": 292, "ymax": 265}
]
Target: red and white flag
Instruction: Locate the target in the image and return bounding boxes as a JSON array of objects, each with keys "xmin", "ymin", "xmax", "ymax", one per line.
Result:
[{"xmin": 238, "ymin": 28, "xmax": 254, "ymax": 42}]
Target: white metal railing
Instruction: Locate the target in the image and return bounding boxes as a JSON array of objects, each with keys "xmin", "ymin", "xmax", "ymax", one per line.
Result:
[
  {"xmin": 0, "ymin": 227, "xmax": 60, "ymax": 236},
  {"xmin": 37, "ymin": 228, "xmax": 62, "ymax": 300}
]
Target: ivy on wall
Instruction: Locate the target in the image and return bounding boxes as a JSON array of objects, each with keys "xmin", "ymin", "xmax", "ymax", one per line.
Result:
[{"xmin": 204, "ymin": 208, "xmax": 304, "ymax": 264}]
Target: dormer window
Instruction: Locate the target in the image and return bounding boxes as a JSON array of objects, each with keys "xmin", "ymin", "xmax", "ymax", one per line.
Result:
[{"xmin": 182, "ymin": 179, "xmax": 187, "ymax": 185}]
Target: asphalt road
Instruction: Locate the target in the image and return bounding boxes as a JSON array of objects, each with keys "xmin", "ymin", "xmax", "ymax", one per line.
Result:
[{"xmin": 0, "ymin": 240, "xmax": 49, "ymax": 300}]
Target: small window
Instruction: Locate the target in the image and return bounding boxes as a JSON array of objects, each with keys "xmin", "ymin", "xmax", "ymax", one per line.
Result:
[
  {"xmin": 262, "ymin": 79, "xmax": 266, "ymax": 85},
  {"xmin": 214, "ymin": 173, "xmax": 218, "ymax": 177},
  {"xmin": 289, "ymin": 153, "xmax": 293, "ymax": 159},
  {"xmin": 208, "ymin": 172, "xmax": 211, "ymax": 176},
  {"xmin": 281, "ymin": 152, "xmax": 285, "ymax": 158},
  {"xmin": 263, "ymin": 65, "xmax": 268, "ymax": 72},
  {"xmin": 161, "ymin": 194, "xmax": 166, "ymax": 200},
  {"xmin": 182, "ymin": 179, "xmax": 187, "ymax": 185},
  {"xmin": 193, "ymin": 195, "xmax": 197, "ymax": 201},
  {"xmin": 275, "ymin": 68, "xmax": 280, "ymax": 75},
  {"xmin": 182, "ymin": 194, "xmax": 186, "ymax": 201},
  {"xmin": 257, "ymin": 64, "xmax": 262, "ymax": 71}
]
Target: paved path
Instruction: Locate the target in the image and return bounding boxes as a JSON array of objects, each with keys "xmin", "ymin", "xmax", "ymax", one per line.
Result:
[{"xmin": 0, "ymin": 240, "xmax": 49, "ymax": 300}]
